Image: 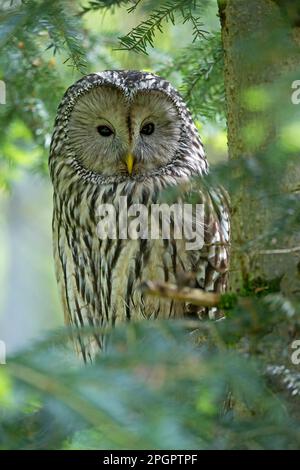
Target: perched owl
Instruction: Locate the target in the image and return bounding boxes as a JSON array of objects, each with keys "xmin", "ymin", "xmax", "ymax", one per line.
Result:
[{"xmin": 49, "ymin": 70, "xmax": 230, "ymax": 361}]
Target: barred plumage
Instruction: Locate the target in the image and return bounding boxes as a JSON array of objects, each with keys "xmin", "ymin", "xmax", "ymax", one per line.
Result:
[{"xmin": 49, "ymin": 70, "xmax": 230, "ymax": 361}]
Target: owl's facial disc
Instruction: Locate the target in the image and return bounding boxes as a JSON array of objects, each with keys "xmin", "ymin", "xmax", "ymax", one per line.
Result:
[
  {"xmin": 129, "ymin": 91, "xmax": 182, "ymax": 175},
  {"xmin": 68, "ymin": 85, "xmax": 129, "ymax": 176},
  {"xmin": 67, "ymin": 86, "xmax": 182, "ymax": 178}
]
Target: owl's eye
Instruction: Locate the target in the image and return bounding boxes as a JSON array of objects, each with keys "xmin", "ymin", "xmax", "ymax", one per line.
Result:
[
  {"xmin": 141, "ymin": 122, "xmax": 155, "ymax": 136},
  {"xmin": 97, "ymin": 125, "xmax": 114, "ymax": 137}
]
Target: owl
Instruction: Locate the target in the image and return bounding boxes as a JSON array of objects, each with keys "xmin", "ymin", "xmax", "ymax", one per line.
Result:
[{"xmin": 49, "ymin": 70, "xmax": 230, "ymax": 361}]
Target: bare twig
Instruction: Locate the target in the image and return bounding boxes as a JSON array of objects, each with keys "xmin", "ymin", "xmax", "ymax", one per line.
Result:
[
  {"xmin": 259, "ymin": 246, "xmax": 300, "ymax": 255},
  {"xmin": 141, "ymin": 281, "xmax": 221, "ymax": 307}
]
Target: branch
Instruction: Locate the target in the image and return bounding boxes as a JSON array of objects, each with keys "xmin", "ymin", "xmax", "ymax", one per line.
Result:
[
  {"xmin": 141, "ymin": 280, "xmax": 221, "ymax": 307},
  {"xmin": 259, "ymin": 247, "xmax": 300, "ymax": 255}
]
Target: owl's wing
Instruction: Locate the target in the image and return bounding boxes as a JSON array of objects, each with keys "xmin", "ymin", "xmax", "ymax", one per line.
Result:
[{"xmin": 186, "ymin": 185, "xmax": 231, "ymax": 318}]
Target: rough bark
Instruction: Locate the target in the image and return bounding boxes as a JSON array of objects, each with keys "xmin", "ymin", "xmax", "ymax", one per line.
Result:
[{"xmin": 218, "ymin": 0, "xmax": 300, "ymax": 293}]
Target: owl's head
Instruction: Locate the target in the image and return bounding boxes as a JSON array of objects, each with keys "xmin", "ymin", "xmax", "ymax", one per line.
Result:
[{"xmin": 50, "ymin": 71, "xmax": 207, "ymax": 182}]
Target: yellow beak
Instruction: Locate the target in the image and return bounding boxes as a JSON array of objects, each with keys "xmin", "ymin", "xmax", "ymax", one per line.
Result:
[{"xmin": 125, "ymin": 153, "xmax": 134, "ymax": 175}]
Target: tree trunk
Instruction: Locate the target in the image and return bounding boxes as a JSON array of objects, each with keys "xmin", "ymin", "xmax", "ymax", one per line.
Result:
[{"xmin": 218, "ymin": 0, "xmax": 300, "ymax": 294}]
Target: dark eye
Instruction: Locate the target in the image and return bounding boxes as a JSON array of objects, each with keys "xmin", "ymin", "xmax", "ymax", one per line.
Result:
[
  {"xmin": 141, "ymin": 122, "xmax": 155, "ymax": 136},
  {"xmin": 97, "ymin": 125, "xmax": 113, "ymax": 137}
]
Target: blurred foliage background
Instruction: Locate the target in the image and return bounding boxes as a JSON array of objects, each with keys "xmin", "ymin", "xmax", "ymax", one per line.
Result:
[{"xmin": 0, "ymin": 0, "xmax": 300, "ymax": 450}]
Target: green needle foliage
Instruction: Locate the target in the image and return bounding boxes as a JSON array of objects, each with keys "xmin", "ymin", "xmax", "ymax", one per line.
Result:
[
  {"xmin": 82, "ymin": 0, "xmax": 209, "ymax": 53},
  {"xmin": 1, "ymin": 302, "xmax": 300, "ymax": 450},
  {"xmin": 159, "ymin": 32, "xmax": 225, "ymax": 121},
  {"xmin": 0, "ymin": 0, "xmax": 87, "ymax": 188},
  {"xmin": 1, "ymin": 0, "xmax": 86, "ymax": 71},
  {"xmin": 117, "ymin": 1, "xmax": 207, "ymax": 54}
]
